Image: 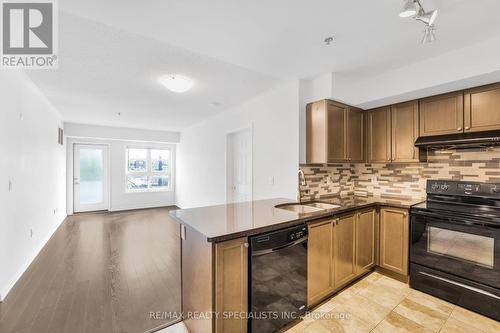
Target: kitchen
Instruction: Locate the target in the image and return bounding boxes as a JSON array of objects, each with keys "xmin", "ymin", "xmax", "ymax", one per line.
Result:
[
  {"xmin": 172, "ymin": 83, "xmax": 500, "ymax": 333},
  {"xmin": 2, "ymin": 1, "xmax": 500, "ymax": 333}
]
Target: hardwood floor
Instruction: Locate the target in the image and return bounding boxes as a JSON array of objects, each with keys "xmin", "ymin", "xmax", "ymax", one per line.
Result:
[{"xmin": 0, "ymin": 207, "xmax": 182, "ymax": 333}]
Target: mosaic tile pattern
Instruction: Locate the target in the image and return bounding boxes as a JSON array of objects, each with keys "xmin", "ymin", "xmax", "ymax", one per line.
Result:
[{"xmin": 300, "ymin": 147, "xmax": 500, "ymax": 201}]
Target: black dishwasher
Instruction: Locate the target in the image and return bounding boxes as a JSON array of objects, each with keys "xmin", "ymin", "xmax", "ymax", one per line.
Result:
[{"xmin": 249, "ymin": 224, "xmax": 308, "ymax": 333}]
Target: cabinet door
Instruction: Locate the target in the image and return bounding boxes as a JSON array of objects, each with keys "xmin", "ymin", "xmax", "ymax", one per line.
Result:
[
  {"xmin": 333, "ymin": 215, "xmax": 356, "ymax": 288},
  {"xmin": 306, "ymin": 100, "xmax": 328, "ymax": 164},
  {"xmin": 348, "ymin": 108, "xmax": 364, "ymax": 162},
  {"xmin": 464, "ymin": 83, "xmax": 500, "ymax": 132},
  {"xmin": 367, "ymin": 107, "xmax": 391, "ymax": 163},
  {"xmin": 355, "ymin": 209, "xmax": 377, "ymax": 274},
  {"xmin": 308, "ymin": 220, "xmax": 334, "ymax": 306},
  {"xmin": 327, "ymin": 101, "xmax": 348, "ymax": 162},
  {"xmin": 215, "ymin": 237, "xmax": 248, "ymax": 333},
  {"xmin": 391, "ymin": 101, "xmax": 419, "ymax": 162},
  {"xmin": 379, "ymin": 208, "xmax": 409, "ymax": 276},
  {"xmin": 419, "ymin": 92, "xmax": 464, "ymax": 137}
]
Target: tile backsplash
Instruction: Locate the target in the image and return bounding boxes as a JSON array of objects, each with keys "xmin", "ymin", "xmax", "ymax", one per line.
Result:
[{"xmin": 300, "ymin": 147, "xmax": 500, "ymax": 201}]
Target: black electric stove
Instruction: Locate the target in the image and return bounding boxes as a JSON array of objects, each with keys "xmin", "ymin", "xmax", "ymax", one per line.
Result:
[{"xmin": 410, "ymin": 180, "xmax": 500, "ymax": 321}]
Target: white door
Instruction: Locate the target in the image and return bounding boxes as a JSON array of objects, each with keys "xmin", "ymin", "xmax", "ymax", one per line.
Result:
[
  {"xmin": 73, "ymin": 144, "xmax": 109, "ymax": 213},
  {"xmin": 227, "ymin": 129, "xmax": 253, "ymax": 203}
]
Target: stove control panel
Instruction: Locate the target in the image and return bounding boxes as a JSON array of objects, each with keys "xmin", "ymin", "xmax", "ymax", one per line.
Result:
[{"xmin": 427, "ymin": 180, "xmax": 500, "ymax": 197}]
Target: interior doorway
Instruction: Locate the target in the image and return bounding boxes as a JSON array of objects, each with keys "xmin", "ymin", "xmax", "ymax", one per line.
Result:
[
  {"xmin": 227, "ymin": 128, "xmax": 253, "ymax": 203},
  {"xmin": 73, "ymin": 144, "xmax": 110, "ymax": 212}
]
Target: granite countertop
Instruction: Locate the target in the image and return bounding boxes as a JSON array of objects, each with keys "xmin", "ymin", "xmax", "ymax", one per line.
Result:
[{"xmin": 169, "ymin": 196, "xmax": 425, "ymax": 242}]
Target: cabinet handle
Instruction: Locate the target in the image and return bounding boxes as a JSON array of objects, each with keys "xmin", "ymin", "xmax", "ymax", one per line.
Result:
[
  {"xmin": 457, "ymin": 127, "xmax": 462, "ymax": 131},
  {"xmin": 244, "ymin": 243, "xmax": 249, "ymax": 248},
  {"xmin": 465, "ymin": 126, "xmax": 470, "ymax": 130},
  {"xmin": 403, "ymin": 212, "xmax": 408, "ymax": 218}
]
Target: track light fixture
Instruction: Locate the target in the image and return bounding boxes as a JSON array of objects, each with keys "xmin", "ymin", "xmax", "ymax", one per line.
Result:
[{"xmin": 399, "ymin": 0, "xmax": 438, "ymax": 44}]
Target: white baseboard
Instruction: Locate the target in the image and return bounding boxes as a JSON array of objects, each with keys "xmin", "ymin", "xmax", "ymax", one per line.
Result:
[
  {"xmin": 109, "ymin": 202, "xmax": 176, "ymax": 212},
  {"xmin": 0, "ymin": 214, "xmax": 67, "ymax": 303}
]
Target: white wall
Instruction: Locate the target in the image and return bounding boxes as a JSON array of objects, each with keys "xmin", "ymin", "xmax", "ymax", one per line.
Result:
[
  {"xmin": 0, "ymin": 71, "xmax": 66, "ymax": 301},
  {"xmin": 65, "ymin": 137, "xmax": 176, "ymax": 214},
  {"xmin": 176, "ymin": 81, "xmax": 300, "ymax": 208}
]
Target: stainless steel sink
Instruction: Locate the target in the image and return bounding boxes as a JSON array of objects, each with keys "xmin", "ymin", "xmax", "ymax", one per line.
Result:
[
  {"xmin": 276, "ymin": 204, "xmax": 325, "ymax": 214},
  {"xmin": 307, "ymin": 202, "xmax": 341, "ymax": 210}
]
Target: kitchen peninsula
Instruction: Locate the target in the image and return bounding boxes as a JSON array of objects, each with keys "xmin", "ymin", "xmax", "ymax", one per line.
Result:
[{"xmin": 170, "ymin": 196, "xmax": 422, "ymax": 333}]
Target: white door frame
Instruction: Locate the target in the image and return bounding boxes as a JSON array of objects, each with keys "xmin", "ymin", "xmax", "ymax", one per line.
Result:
[
  {"xmin": 73, "ymin": 143, "xmax": 110, "ymax": 213},
  {"xmin": 226, "ymin": 126, "xmax": 253, "ymax": 203}
]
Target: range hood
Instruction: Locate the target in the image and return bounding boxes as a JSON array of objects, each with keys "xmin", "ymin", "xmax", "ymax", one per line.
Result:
[{"xmin": 415, "ymin": 130, "xmax": 500, "ymax": 150}]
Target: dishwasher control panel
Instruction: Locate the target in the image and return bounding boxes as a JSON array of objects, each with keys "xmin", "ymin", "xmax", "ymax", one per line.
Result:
[{"xmin": 251, "ymin": 224, "xmax": 307, "ymax": 252}]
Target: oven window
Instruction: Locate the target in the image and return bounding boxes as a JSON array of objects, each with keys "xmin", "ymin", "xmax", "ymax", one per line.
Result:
[{"xmin": 427, "ymin": 226, "xmax": 495, "ymax": 268}]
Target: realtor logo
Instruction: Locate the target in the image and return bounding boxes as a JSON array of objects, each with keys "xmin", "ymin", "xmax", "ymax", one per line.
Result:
[{"xmin": 1, "ymin": 0, "xmax": 58, "ymax": 69}]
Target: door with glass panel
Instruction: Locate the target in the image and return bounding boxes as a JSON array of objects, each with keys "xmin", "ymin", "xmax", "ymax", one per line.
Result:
[{"xmin": 73, "ymin": 144, "xmax": 109, "ymax": 213}]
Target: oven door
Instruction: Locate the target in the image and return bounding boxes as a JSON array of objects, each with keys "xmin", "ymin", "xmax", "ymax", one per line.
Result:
[{"xmin": 410, "ymin": 210, "xmax": 500, "ymax": 289}]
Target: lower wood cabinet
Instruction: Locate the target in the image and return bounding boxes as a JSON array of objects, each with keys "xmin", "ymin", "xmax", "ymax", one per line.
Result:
[
  {"xmin": 333, "ymin": 214, "xmax": 356, "ymax": 288},
  {"xmin": 215, "ymin": 237, "xmax": 248, "ymax": 333},
  {"xmin": 355, "ymin": 209, "xmax": 377, "ymax": 274},
  {"xmin": 307, "ymin": 219, "xmax": 334, "ymax": 306},
  {"xmin": 379, "ymin": 208, "xmax": 409, "ymax": 276}
]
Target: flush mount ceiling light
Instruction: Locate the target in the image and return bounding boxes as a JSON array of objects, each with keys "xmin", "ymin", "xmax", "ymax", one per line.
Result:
[
  {"xmin": 158, "ymin": 74, "xmax": 194, "ymax": 93},
  {"xmin": 399, "ymin": 0, "xmax": 439, "ymax": 44}
]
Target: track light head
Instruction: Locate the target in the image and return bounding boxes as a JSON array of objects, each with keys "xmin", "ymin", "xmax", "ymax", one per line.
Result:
[
  {"xmin": 416, "ymin": 9, "xmax": 438, "ymax": 25},
  {"xmin": 422, "ymin": 25, "xmax": 436, "ymax": 44},
  {"xmin": 400, "ymin": 0, "xmax": 418, "ymax": 18}
]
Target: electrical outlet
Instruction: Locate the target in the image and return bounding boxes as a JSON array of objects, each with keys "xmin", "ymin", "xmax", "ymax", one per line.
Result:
[{"xmin": 269, "ymin": 176, "xmax": 275, "ymax": 186}]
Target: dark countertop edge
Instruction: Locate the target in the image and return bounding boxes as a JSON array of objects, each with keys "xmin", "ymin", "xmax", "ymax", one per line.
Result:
[{"xmin": 172, "ymin": 200, "xmax": 424, "ymax": 243}]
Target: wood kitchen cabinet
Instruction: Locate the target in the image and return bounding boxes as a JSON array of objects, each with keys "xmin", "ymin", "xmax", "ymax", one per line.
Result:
[
  {"xmin": 306, "ymin": 100, "xmax": 364, "ymax": 163},
  {"xmin": 355, "ymin": 209, "xmax": 377, "ymax": 274},
  {"xmin": 348, "ymin": 107, "xmax": 364, "ymax": 162},
  {"xmin": 333, "ymin": 214, "xmax": 357, "ymax": 288},
  {"xmin": 367, "ymin": 102, "xmax": 424, "ymax": 163},
  {"xmin": 308, "ymin": 210, "xmax": 377, "ymax": 306},
  {"xmin": 379, "ymin": 208, "xmax": 409, "ymax": 276},
  {"xmin": 215, "ymin": 237, "xmax": 248, "ymax": 333},
  {"xmin": 307, "ymin": 219, "xmax": 334, "ymax": 306},
  {"xmin": 464, "ymin": 83, "xmax": 500, "ymax": 133},
  {"xmin": 366, "ymin": 107, "xmax": 391, "ymax": 162},
  {"xmin": 391, "ymin": 101, "xmax": 420, "ymax": 162},
  {"xmin": 419, "ymin": 91, "xmax": 464, "ymax": 137}
]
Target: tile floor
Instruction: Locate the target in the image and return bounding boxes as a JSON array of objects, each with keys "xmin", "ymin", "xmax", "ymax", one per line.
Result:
[{"xmin": 284, "ymin": 272, "xmax": 500, "ymax": 333}]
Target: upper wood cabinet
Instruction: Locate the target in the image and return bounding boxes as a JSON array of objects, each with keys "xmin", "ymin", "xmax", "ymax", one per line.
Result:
[
  {"xmin": 379, "ymin": 208, "xmax": 409, "ymax": 276},
  {"xmin": 355, "ymin": 209, "xmax": 377, "ymax": 274},
  {"xmin": 391, "ymin": 101, "xmax": 420, "ymax": 163},
  {"xmin": 366, "ymin": 107, "xmax": 391, "ymax": 163},
  {"xmin": 367, "ymin": 102, "xmax": 423, "ymax": 163},
  {"xmin": 307, "ymin": 220, "xmax": 334, "ymax": 306},
  {"xmin": 326, "ymin": 101, "xmax": 348, "ymax": 161},
  {"xmin": 306, "ymin": 100, "xmax": 364, "ymax": 163},
  {"xmin": 348, "ymin": 107, "xmax": 364, "ymax": 162},
  {"xmin": 464, "ymin": 83, "xmax": 500, "ymax": 133},
  {"xmin": 419, "ymin": 91, "xmax": 464, "ymax": 137},
  {"xmin": 215, "ymin": 237, "xmax": 248, "ymax": 333}
]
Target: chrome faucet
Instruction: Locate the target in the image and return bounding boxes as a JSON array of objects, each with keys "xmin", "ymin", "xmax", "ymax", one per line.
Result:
[{"xmin": 298, "ymin": 169, "xmax": 308, "ymax": 203}]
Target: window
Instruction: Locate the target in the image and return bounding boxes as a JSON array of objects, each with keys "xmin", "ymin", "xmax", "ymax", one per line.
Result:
[{"xmin": 126, "ymin": 148, "xmax": 171, "ymax": 191}]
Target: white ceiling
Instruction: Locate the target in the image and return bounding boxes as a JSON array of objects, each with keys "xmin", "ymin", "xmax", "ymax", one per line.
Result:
[{"xmin": 28, "ymin": 0, "xmax": 500, "ymax": 131}]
